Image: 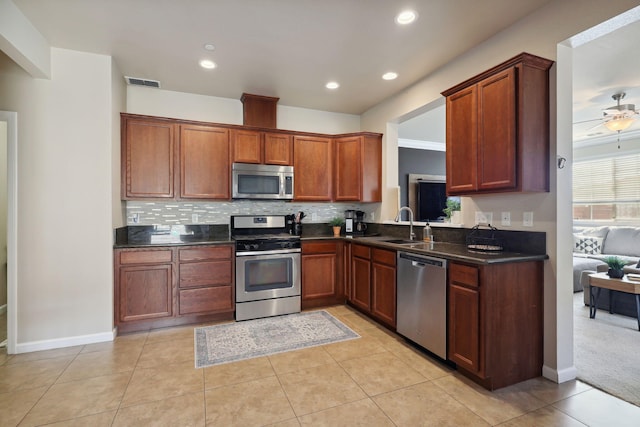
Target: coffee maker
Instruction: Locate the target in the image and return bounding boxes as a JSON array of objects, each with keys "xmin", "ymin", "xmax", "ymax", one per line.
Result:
[
  {"xmin": 353, "ymin": 210, "xmax": 367, "ymax": 236},
  {"xmin": 344, "ymin": 210, "xmax": 355, "ymax": 236}
]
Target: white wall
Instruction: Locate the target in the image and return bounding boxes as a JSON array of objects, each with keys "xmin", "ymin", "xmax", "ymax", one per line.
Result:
[
  {"xmin": 361, "ymin": 0, "xmax": 640, "ymax": 382},
  {"xmin": 126, "ymin": 86, "xmax": 361, "ymax": 134},
  {"xmin": 0, "ymin": 48, "xmax": 118, "ymax": 350},
  {"xmin": 0, "ymin": 120, "xmax": 6, "ymax": 308}
]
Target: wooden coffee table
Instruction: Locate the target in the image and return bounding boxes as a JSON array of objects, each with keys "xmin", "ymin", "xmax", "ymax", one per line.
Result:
[{"xmin": 588, "ymin": 272, "xmax": 640, "ymax": 331}]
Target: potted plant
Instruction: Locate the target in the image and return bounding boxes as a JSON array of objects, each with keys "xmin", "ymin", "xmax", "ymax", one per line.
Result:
[
  {"xmin": 329, "ymin": 217, "xmax": 345, "ymax": 237},
  {"xmin": 442, "ymin": 198, "xmax": 461, "ymax": 223},
  {"xmin": 604, "ymin": 256, "xmax": 626, "ymax": 279}
]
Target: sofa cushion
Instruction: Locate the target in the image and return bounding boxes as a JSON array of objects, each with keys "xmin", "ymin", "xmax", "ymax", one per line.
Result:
[
  {"xmin": 602, "ymin": 227, "xmax": 640, "ymax": 257},
  {"xmin": 572, "ymin": 226, "xmax": 609, "ymax": 239},
  {"xmin": 573, "ymin": 234, "xmax": 603, "ymax": 254},
  {"xmin": 573, "ymin": 256, "xmax": 606, "ymax": 292}
]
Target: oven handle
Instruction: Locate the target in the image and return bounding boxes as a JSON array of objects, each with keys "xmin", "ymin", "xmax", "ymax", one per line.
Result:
[{"xmin": 236, "ymin": 248, "xmax": 301, "ymax": 257}]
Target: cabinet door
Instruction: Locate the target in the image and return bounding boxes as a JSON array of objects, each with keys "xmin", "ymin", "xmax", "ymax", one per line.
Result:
[
  {"xmin": 334, "ymin": 136, "xmax": 362, "ymax": 201},
  {"xmin": 264, "ymin": 133, "xmax": 293, "ymax": 165},
  {"xmin": 446, "ymin": 86, "xmax": 478, "ymax": 194},
  {"xmin": 302, "ymin": 253, "xmax": 337, "ymax": 299},
  {"xmin": 180, "ymin": 124, "xmax": 230, "ymax": 199},
  {"xmin": 350, "ymin": 256, "xmax": 371, "ymax": 311},
  {"xmin": 232, "ymin": 129, "xmax": 262, "ymax": 164},
  {"xmin": 293, "ymin": 136, "xmax": 333, "ymax": 201},
  {"xmin": 477, "ymin": 67, "xmax": 516, "ymax": 191},
  {"xmin": 122, "ymin": 117, "xmax": 176, "ymax": 199},
  {"xmin": 371, "ymin": 261, "xmax": 396, "ymax": 327},
  {"xmin": 119, "ymin": 264, "xmax": 173, "ymax": 322},
  {"xmin": 448, "ymin": 283, "xmax": 480, "ymax": 374}
]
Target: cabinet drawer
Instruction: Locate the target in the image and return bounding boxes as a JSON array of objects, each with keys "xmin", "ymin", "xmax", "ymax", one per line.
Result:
[
  {"xmin": 179, "ymin": 286, "xmax": 233, "ymax": 315},
  {"xmin": 179, "ymin": 260, "xmax": 232, "ymax": 288},
  {"xmin": 302, "ymin": 241, "xmax": 338, "ymax": 254},
  {"xmin": 352, "ymin": 244, "xmax": 371, "ymax": 259},
  {"xmin": 179, "ymin": 245, "xmax": 232, "ymax": 262},
  {"xmin": 449, "ymin": 263, "xmax": 479, "ymax": 288},
  {"xmin": 372, "ymin": 248, "xmax": 395, "ymax": 266},
  {"xmin": 119, "ymin": 249, "xmax": 173, "ymax": 265}
]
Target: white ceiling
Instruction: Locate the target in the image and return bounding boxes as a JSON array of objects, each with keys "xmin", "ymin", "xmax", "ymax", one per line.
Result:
[{"xmin": 13, "ymin": 0, "xmax": 554, "ymax": 115}]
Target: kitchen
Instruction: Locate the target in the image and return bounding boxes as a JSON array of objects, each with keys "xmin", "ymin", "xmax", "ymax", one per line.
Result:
[{"xmin": 3, "ymin": 1, "xmax": 640, "ymax": 425}]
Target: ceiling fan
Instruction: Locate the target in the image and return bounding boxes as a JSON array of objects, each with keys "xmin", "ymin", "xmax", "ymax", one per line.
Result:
[{"xmin": 580, "ymin": 92, "xmax": 639, "ymax": 133}]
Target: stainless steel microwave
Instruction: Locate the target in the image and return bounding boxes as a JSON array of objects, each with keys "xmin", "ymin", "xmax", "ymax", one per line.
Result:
[{"xmin": 232, "ymin": 163, "xmax": 294, "ymax": 200}]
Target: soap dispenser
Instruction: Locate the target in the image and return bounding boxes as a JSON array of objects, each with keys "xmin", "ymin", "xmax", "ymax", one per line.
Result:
[{"xmin": 423, "ymin": 221, "xmax": 433, "ymax": 243}]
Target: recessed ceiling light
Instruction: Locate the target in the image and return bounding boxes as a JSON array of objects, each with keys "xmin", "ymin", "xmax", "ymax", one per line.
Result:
[
  {"xmin": 395, "ymin": 10, "xmax": 417, "ymax": 25},
  {"xmin": 199, "ymin": 59, "xmax": 216, "ymax": 69},
  {"xmin": 325, "ymin": 81, "xmax": 340, "ymax": 90},
  {"xmin": 203, "ymin": 43, "xmax": 215, "ymax": 51},
  {"xmin": 382, "ymin": 72, "xmax": 398, "ymax": 80}
]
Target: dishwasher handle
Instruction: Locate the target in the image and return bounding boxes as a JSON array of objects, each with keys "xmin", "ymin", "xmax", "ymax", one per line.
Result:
[{"xmin": 398, "ymin": 252, "xmax": 447, "ymax": 269}]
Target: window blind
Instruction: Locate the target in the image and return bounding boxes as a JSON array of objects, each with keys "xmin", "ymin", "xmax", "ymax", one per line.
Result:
[{"xmin": 573, "ymin": 154, "xmax": 640, "ymax": 204}]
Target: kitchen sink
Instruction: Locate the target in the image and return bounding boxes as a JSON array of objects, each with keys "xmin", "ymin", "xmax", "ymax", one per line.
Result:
[{"xmin": 381, "ymin": 239, "xmax": 419, "ymax": 245}]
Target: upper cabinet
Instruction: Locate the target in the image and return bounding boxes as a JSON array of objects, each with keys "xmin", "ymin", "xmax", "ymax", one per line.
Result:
[
  {"xmin": 122, "ymin": 113, "xmax": 382, "ymax": 202},
  {"xmin": 334, "ymin": 134, "xmax": 382, "ymax": 202},
  {"xmin": 121, "ymin": 114, "xmax": 230, "ymax": 200},
  {"xmin": 122, "ymin": 116, "xmax": 176, "ymax": 199},
  {"xmin": 180, "ymin": 124, "xmax": 230, "ymax": 199},
  {"xmin": 293, "ymin": 135, "xmax": 333, "ymax": 201},
  {"xmin": 231, "ymin": 129, "xmax": 293, "ymax": 165},
  {"xmin": 442, "ymin": 53, "xmax": 553, "ymax": 195}
]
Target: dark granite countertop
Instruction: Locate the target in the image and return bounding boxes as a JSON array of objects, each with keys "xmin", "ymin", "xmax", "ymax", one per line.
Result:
[{"xmin": 114, "ymin": 225, "xmax": 231, "ymax": 249}]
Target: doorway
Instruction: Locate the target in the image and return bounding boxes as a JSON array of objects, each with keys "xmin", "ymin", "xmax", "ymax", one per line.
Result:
[{"xmin": 0, "ymin": 111, "xmax": 17, "ymax": 354}]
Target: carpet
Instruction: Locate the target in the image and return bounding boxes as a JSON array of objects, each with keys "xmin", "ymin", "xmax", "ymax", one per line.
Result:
[
  {"xmin": 194, "ymin": 310, "xmax": 360, "ymax": 368},
  {"xmin": 573, "ymin": 292, "xmax": 640, "ymax": 406}
]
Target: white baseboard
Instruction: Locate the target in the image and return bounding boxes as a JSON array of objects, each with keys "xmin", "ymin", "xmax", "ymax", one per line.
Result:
[
  {"xmin": 542, "ymin": 364, "xmax": 578, "ymax": 383},
  {"xmin": 14, "ymin": 328, "xmax": 116, "ymax": 354},
  {"xmin": 0, "ymin": 304, "xmax": 6, "ymax": 315}
]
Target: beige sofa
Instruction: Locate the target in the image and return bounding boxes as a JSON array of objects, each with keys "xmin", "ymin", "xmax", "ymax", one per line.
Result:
[{"xmin": 573, "ymin": 226, "xmax": 640, "ymax": 317}]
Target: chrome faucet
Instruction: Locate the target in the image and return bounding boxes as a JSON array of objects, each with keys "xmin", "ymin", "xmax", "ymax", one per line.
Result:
[{"xmin": 394, "ymin": 206, "xmax": 415, "ymax": 241}]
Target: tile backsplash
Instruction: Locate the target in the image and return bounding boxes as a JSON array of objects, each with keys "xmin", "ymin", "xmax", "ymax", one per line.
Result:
[{"xmin": 126, "ymin": 200, "xmax": 378, "ymax": 225}]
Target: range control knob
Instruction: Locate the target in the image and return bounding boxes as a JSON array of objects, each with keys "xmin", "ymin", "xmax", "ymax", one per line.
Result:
[{"xmin": 251, "ymin": 244, "xmax": 259, "ymax": 250}]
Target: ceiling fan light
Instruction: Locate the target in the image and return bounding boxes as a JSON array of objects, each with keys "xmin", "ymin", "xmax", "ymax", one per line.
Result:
[{"xmin": 604, "ymin": 117, "xmax": 635, "ymax": 132}]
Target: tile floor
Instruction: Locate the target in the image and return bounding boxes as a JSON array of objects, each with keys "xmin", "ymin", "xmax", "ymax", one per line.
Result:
[{"xmin": 1, "ymin": 305, "xmax": 639, "ymax": 426}]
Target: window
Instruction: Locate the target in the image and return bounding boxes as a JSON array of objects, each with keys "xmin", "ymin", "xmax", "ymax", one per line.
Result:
[{"xmin": 573, "ymin": 153, "xmax": 640, "ymax": 221}]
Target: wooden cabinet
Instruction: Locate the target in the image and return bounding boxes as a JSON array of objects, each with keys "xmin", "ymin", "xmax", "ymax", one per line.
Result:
[
  {"xmin": 114, "ymin": 244, "xmax": 234, "ymax": 333},
  {"xmin": 115, "ymin": 249, "xmax": 174, "ymax": 325},
  {"xmin": 178, "ymin": 246, "xmax": 233, "ymax": 315},
  {"xmin": 301, "ymin": 241, "xmax": 344, "ymax": 309},
  {"xmin": 294, "ymin": 135, "xmax": 333, "ymax": 201},
  {"xmin": 371, "ymin": 248, "xmax": 396, "ymax": 327},
  {"xmin": 442, "ymin": 53, "xmax": 553, "ymax": 195},
  {"xmin": 349, "ymin": 244, "xmax": 396, "ymax": 328},
  {"xmin": 447, "ymin": 260, "xmax": 543, "ymax": 390},
  {"xmin": 121, "ymin": 114, "xmax": 230, "ymax": 200},
  {"xmin": 180, "ymin": 124, "xmax": 230, "ymax": 199},
  {"xmin": 231, "ymin": 129, "xmax": 293, "ymax": 165},
  {"xmin": 334, "ymin": 134, "xmax": 382, "ymax": 202},
  {"xmin": 121, "ymin": 116, "xmax": 176, "ymax": 199}
]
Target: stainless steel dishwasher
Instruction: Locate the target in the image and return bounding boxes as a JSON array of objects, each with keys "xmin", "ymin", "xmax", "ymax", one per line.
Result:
[{"xmin": 396, "ymin": 251, "xmax": 447, "ymax": 359}]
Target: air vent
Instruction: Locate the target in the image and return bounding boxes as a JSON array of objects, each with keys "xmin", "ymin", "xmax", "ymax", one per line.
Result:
[{"xmin": 124, "ymin": 76, "xmax": 161, "ymax": 88}]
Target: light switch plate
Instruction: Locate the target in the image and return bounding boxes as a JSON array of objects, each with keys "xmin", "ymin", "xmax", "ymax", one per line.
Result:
[
  {"xmin": 311, "ymin": 212, "xmax": 318, "ymax": 221},
  {"xmin": 475, "ymin": 211, "xmax": 493, "ymax": 224},
  {"xmin": 192, "ymin": 213, "xmax": 198, "ymax": 223},
  {"xmin": 523, "ymin": 212, "xmax": 533, "ymax": 227}
]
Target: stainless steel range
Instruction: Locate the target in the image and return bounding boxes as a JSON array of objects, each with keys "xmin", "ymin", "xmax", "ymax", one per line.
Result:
[{"xmin": 231, "ymin": 215, "xmax": 301, "ymax": 321}]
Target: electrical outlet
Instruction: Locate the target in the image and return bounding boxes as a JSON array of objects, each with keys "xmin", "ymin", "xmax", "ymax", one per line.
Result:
[
  {"xmin": 132, "ymin": 213, "xmax": 139, "ymax": 224},
  {"xmin": 523, "ymin": 212, "xmax": 534, "ymax": 227},
  {"xmin": 370, "ymin": 212, "xmax": 375, "ymax": 220},
  {"xmin": 311, "ymin": 212, "xmax": 318, "ymax": 221},
  {"xmin": 501, "ymin": 212, "xmax": 511, "ymax": 226},
  {"xmin": 192, "ymin": 213, "xmax": 199, "ymax": 223}
]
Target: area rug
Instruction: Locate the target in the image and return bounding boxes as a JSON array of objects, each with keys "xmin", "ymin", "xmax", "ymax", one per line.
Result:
[
  {"xmin": 573, "ymin": 292, "xmax": 640, "ymax": 407},
  {"xmin": 194, "ymin": 310, "xmax": 360, "ymax": 368}
]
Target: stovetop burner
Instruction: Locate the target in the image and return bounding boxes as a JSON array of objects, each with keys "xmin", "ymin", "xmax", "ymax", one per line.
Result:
[{"xmin": 231, "ymin": 215, "xmax": 300, "ymax": 253}]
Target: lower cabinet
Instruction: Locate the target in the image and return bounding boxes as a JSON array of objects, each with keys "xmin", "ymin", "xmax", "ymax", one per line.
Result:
[
  {"xmin": 349, "ymin": 243, "xmax": 396, "ymax": 329},
  {"xmin": 448, "ymin": 260, "xmax": 543, "ymax": 390},
  {"xmin": 301, "ymin": 240, "xmax": 344, "ymax": 309},
  {"xmin": 114, "ymin": 244, "xmax": 234, "ymax": 333}
]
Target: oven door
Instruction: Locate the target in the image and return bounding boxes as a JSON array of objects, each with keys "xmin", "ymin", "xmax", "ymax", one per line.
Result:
[{"xmin": 235, "ymin": 251, "xmax": 301, "ymax": 302}]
